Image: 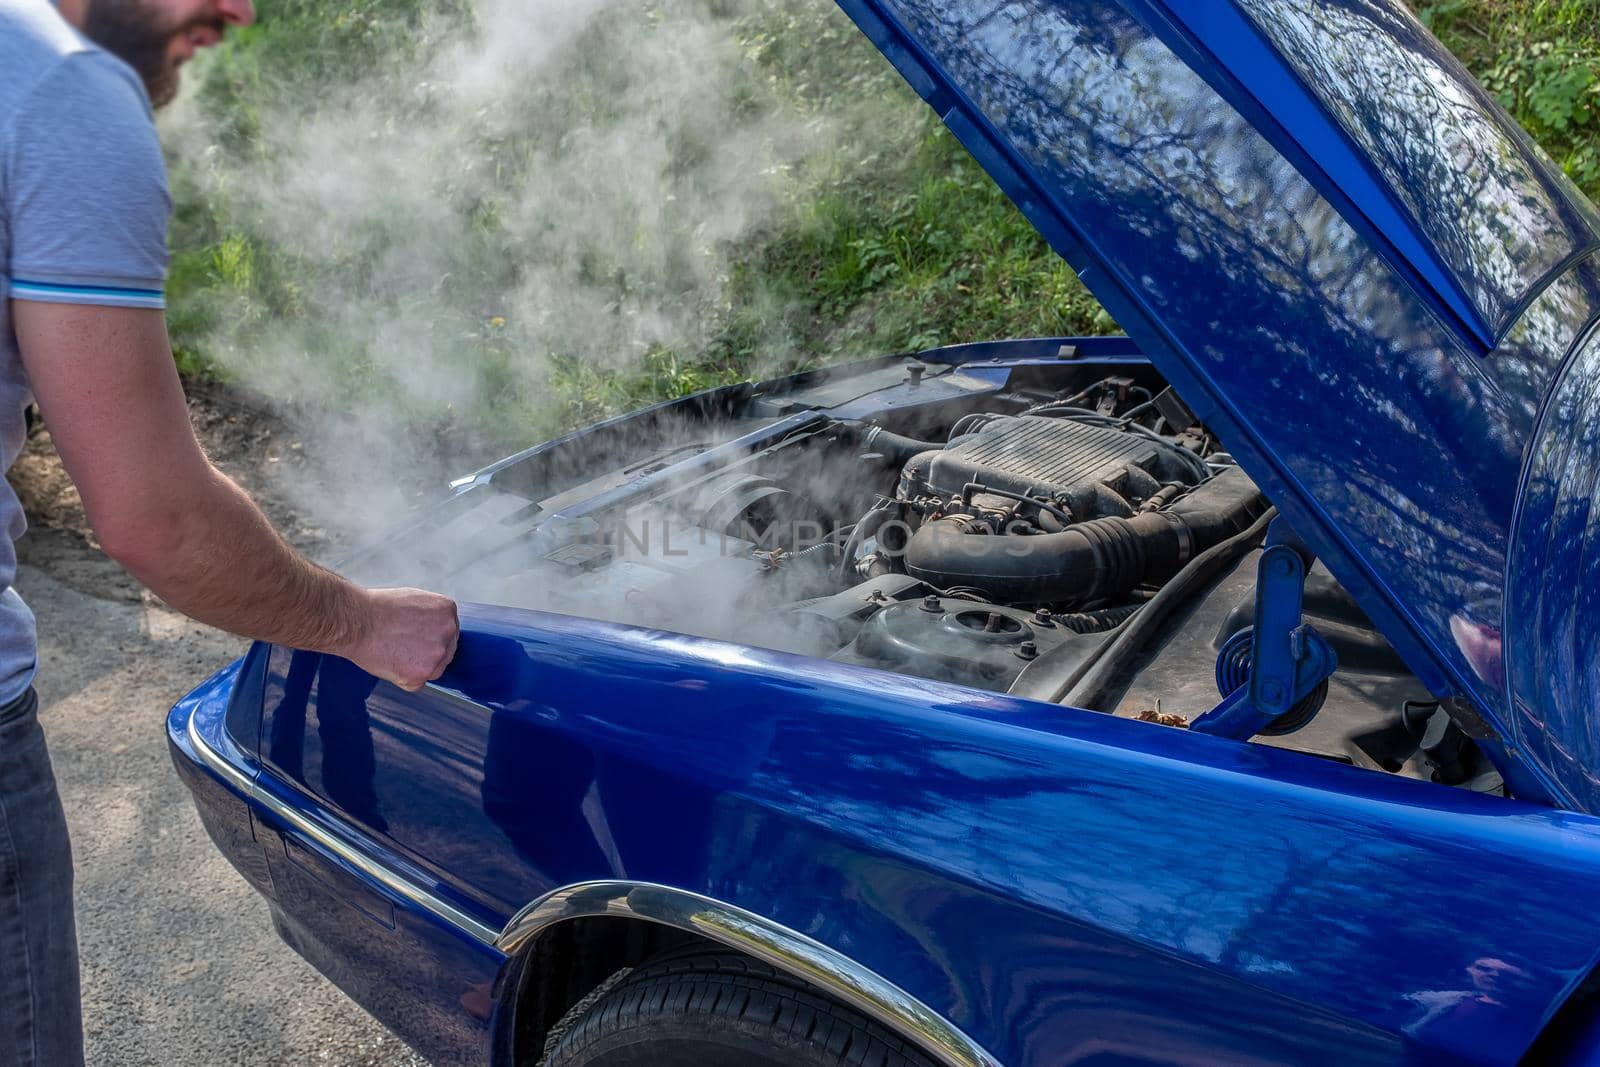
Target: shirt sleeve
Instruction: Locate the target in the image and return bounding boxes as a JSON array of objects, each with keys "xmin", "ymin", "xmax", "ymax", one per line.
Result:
[{"xmin": 6, "ymin": 52, "xmax": 171, "ymax": 310}]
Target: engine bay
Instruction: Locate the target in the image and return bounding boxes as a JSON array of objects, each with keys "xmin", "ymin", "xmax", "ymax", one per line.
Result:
[{"xmin": 384, "ymin": 355, "xmax": 1502, "ymax": 794}]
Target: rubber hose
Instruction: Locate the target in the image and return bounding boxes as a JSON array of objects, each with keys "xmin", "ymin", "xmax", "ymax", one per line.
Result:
[
  {"xmin": 902, "ymin": 466, "xmax": 1263, "ymax": 606},
  {"xmin": 1054, "ymin": 603, "xmax": 1143, "ymax": 634},
  {"xmin": 1058, "ymin": 507, "xmax": 1277, "ymax": 709},
  {"xmin": 850, "ymin": 425, "xmax": 945, "ymax": 466},
  {"xmin": 836, "ymin": 504, "xmax": 895, "ymax": 580}
]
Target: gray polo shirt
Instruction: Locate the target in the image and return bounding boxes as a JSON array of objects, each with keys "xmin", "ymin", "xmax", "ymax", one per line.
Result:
[{"xmin": 1, "ymin": 0, "xmax": 172, "ymax": 703}]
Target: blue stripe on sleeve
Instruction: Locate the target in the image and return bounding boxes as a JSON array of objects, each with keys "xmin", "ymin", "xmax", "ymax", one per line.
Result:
[
  {"xmin": 10, "ymin": 278, "xmax": 165, "ymax": 308},
  {"xmin": 12, "ymin": 278, "xmax": 164, "ymax": 299}
]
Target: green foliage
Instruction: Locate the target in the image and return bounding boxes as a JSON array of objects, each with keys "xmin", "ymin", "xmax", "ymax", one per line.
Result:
[
  {"xmin": 735, "ymin": 129, "xmax": 1109, "ymax": 355},
  {"xmin": 1417, "ymin": 0, "xmax": 1600, "ymax": 192},
  {"xmin": 165, "ymin": 1, "xmax": 1600, "ymax": 444}
]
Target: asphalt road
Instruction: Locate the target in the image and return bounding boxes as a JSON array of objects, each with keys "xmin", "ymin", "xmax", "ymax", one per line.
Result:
[{"xmin": 23, "ymin": 561, "xmax": 429, "ymax": 1066}]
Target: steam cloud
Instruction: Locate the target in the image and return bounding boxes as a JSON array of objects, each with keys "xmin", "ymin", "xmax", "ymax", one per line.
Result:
[{"xmin": 161, "ymin": 0, "xmax": 910, "ymax": 553}]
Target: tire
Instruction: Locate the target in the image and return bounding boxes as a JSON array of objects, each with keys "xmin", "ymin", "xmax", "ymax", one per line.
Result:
[{"xmin": 542, "ymin": 950, "xmax": 941, "ymax": 1067}]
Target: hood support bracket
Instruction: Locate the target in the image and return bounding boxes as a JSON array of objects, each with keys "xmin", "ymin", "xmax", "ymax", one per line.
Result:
[{"xmin": 1192, "ymin": 520, "xmax": 1338, "ymax": 740}]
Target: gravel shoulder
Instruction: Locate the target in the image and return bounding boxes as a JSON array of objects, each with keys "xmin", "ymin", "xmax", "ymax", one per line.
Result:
[{"xmin": 9, "ymin": 382, "xmax": 429, "ymax": 1066}]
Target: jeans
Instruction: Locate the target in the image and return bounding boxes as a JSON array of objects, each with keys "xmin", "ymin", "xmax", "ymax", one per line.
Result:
[{"xmin": 0, "ymin": 688, "xmax": 82, "ymax": 1067}]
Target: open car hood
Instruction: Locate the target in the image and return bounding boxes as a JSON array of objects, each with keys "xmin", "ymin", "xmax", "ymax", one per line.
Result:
[{"xmin": 833, "ymin": 0, "xmax": 1600, "ymax": 808}]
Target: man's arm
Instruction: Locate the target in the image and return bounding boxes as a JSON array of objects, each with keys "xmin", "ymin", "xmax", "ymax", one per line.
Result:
[{"xmin": 13, "ymin": 300, "xmax": 458, "ymax": 691}]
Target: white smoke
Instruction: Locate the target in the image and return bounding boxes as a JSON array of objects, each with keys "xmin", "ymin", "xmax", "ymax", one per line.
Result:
[{"xmin": 161, "ymin": 0, "xmax": 912, "ymax": 551}]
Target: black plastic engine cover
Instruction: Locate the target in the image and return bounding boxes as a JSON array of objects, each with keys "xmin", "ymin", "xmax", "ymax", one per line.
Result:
[{"xmin": 898, "ymin": 416, "xmax": 1187, "ymax": 519}]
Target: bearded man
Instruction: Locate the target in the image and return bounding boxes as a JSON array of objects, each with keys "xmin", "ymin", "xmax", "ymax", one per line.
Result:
[{"xmin": 0, "ymin": 3, "xmax": 462, "ymax": 1063}]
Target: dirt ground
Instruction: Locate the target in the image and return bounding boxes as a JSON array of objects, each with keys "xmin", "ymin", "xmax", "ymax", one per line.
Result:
[{"xmin": 9, "ymin": 382, "xmax": 429, "ymax": 1066}]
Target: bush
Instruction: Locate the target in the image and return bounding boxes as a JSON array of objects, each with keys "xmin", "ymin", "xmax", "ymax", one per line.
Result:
[{"xmin": 1417, "ymin": 0, "xmax": 1600, "ymax": 191}]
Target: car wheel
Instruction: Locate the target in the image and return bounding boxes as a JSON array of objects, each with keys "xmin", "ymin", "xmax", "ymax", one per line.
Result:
[{"xmin": 542, "ymin": 950, "xmax": 940, "ymax": 1067}]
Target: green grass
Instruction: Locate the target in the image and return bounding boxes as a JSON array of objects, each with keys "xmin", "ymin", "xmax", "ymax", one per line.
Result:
[{"xmin": 164, "ymin": 0, "xmax": 1600, "ymax": 444}]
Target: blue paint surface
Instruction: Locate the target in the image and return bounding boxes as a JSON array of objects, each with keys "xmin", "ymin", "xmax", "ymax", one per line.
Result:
[{"xmin": 176, "ymin": 609, "xmax": 1600, "ymax": 1064}]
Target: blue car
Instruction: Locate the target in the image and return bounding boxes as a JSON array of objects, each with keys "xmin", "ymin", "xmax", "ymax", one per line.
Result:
[{"xmin": 169, "ymin": 1, "xmax": 1600, "ymax": 1064}]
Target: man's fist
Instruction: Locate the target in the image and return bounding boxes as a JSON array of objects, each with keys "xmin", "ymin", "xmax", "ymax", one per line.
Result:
[{"xmin": 343, "ymin": 588, "xmax": 460, "ymax": 691}]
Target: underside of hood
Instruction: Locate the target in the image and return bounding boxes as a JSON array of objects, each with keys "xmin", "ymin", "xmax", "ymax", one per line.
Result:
[{"xmin": 831, "ymin": 0, "xmax": 1600, "ymax": 807}]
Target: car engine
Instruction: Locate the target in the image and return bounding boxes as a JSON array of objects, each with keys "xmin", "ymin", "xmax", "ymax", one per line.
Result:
[
  {"xmin": 403, "ymin": 366, "xmax": 1496, "ymax": 793},
  {"xmin": 450, "ymin": 380, "xmax": 1249, "ymax": 685}
]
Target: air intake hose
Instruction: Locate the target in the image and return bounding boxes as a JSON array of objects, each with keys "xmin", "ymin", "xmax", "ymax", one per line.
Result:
[
  {"xmin": 902, "ymin": 466, "xmax": 1264, "ymax": 605},
  {"xmin": 845, "ymin": 424, "xmax": 946, "ymax": 467}
]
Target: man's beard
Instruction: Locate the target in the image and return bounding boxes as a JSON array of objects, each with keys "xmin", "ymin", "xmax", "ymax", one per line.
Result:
[{"xmin": 80, "ymin": 2, "xmax": 217, "ymax": 109}]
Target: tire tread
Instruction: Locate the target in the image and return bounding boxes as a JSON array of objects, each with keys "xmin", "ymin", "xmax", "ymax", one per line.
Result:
[{"xmin": 545, "ymin": 950, "xmax": 938, "ymax": 1067}]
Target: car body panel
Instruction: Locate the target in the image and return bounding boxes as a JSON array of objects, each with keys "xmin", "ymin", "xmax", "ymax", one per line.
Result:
[
  {"xmin": 1164, "ymin": 0, "xmax": 1600, "ymax": 342},
  {"xmin": 172, "ymin": 596, "xmax": 1600, "ymax": 1066},
  {"xmin": 828, "ymin": 0, "xmax": 1600, "ymax": 806},
  {"xmin": 168, "ymin": 658, "xmax": 504, "ymax": 1067},
  {"xmin": 1507, "ymin": 325, "xmax": 1600, "ymax": 825}
]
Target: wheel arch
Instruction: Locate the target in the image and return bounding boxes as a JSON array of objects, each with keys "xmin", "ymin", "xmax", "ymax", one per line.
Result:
[{"xmin": 492, "ymin": 881, "xmax": 1003, "ymax": 1067}]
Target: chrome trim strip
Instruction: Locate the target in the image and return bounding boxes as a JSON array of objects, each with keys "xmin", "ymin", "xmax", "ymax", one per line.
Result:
[
  {"xmin": 498, "ymin": 880, "xmax": 1005, "ymax": 1067},
  {"xmin": 184, "ymin": 710, "xmax": 500, "ymax": 944}
]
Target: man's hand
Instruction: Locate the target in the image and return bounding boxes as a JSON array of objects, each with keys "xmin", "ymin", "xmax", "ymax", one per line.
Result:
[
  {"xmin": 12, "ymin": 300, "xmax": 460, "ymax": 685},
  {"xmin": 344, "ymin": 588, "xmax": 460, "ymax": 692}
]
